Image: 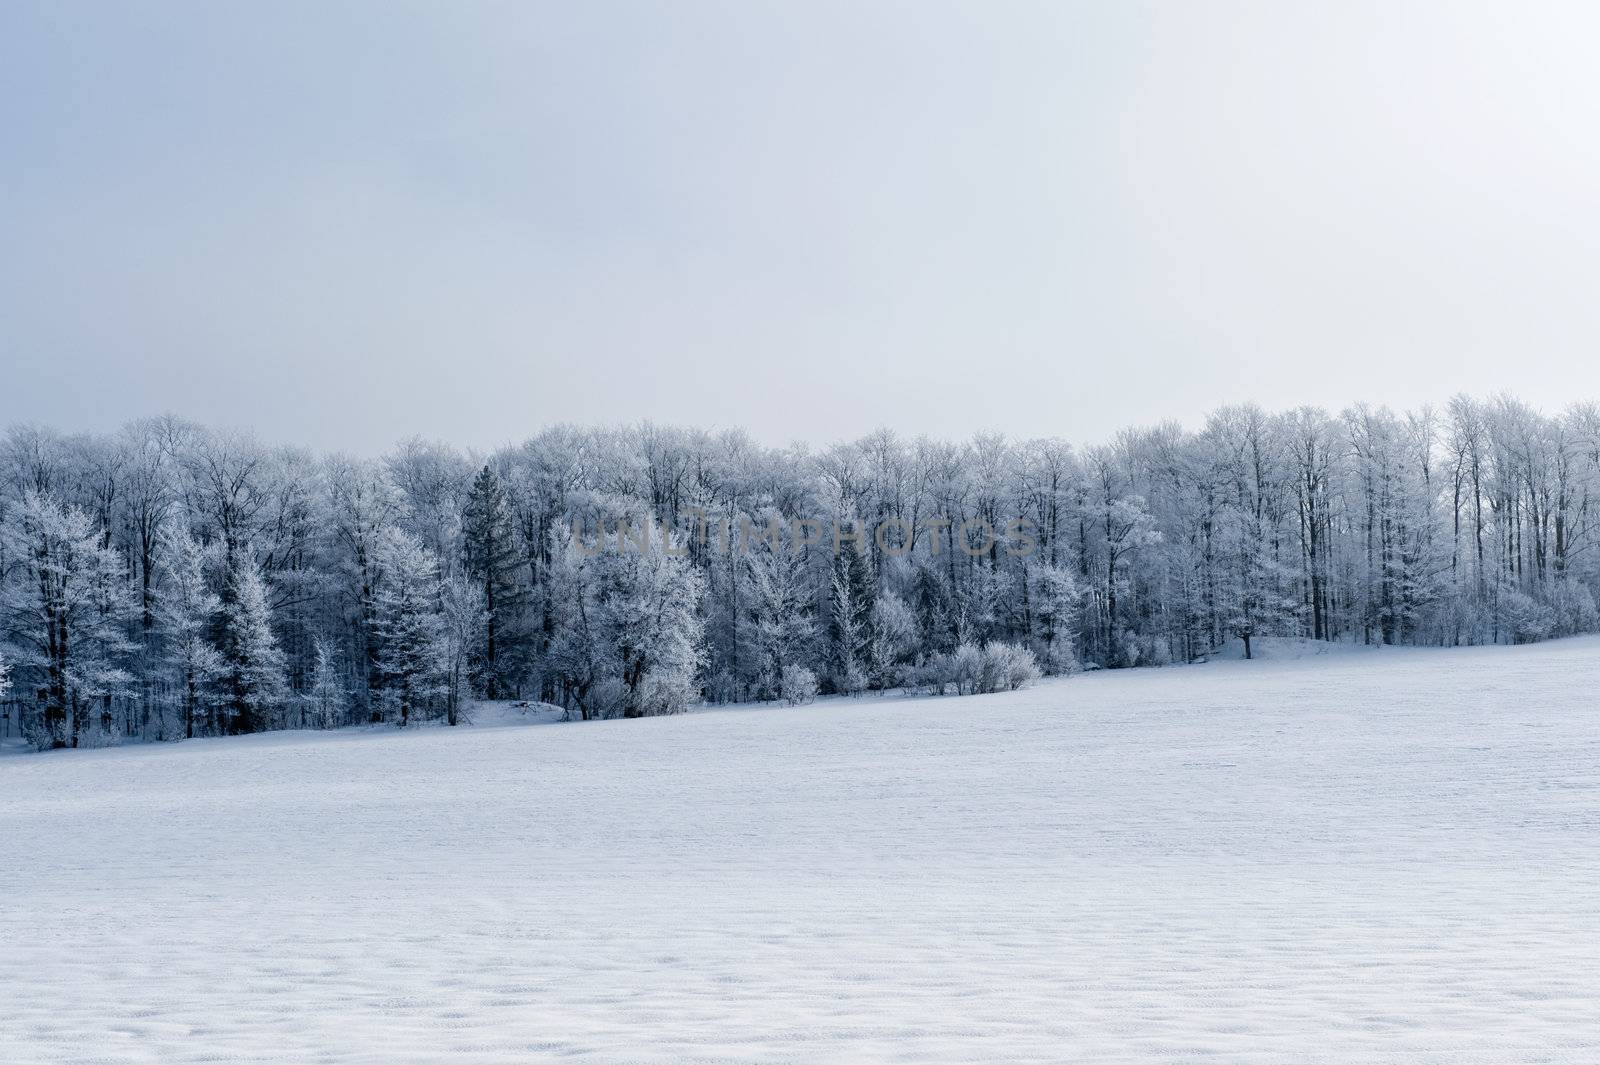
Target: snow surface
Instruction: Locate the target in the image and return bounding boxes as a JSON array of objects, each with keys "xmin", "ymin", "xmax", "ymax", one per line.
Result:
[{"xmin": 4, "ymin": 638, "xmax": 1600, "ymax": 1064}]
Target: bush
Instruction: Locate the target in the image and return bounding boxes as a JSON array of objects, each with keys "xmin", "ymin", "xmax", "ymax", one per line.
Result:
[
  {"xmin": 780, "ymin": 665, "xmax": 819, "ymax": 706},
  {"xmin": 635, "ymin": 669, "xmax": 699, "ymax": 716},
  {"xmin": 1550, "ymin": 580, "xmax": 1600, "ymax": 637},
  {"xmin": 833, "ymin": 663, "xmax": 868, "ymax": 697},
  {"xmin": 588, "ymin": 677, "xmax": 628, "ymax": 719},
  {"xmin": 983, "ymin": 641, "xmax": 1041, "ymax": 692},
  {"xmin": 1501, "ymin": 590, "xmax": 1556, "ymax": 644},
  {"xmin": 919, "ymin": 641, "xmax": 1041, "ymax": 696},
  {"xmin": 910, "ymin": 657, "xmax": 952, "ymax": 696},
  {"xmin": 950, "ymin": 642, "xmax": 986, "ymax": 695},
  {"xmin": 704, "ymin": 670, "xmax": 741, "ymax": 705}
]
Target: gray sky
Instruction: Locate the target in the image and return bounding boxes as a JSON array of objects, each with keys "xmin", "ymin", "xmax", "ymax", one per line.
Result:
[{"xmin": 4, "ymin": 1, "xmax": 1599, "ymax": 453}]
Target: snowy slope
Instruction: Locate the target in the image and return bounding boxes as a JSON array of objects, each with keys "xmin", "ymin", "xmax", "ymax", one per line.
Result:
[{"xmin": 4, "ymin": 638, "xmax": 1600, "ymax": 1064}]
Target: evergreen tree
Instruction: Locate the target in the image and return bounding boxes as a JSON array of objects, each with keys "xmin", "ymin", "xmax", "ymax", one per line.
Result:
[
  {"xmin": 462, "ymin": 465, "xmax": 525, "ymax": 698},
  {"xmin": 910, "ymin": 561, "xmax": 956, "ymax": 658},
  {"xmin": 220, "ymin": 558, "xmax": 286, "ymax": 734},
  {"xmin": 305, "ymin": 638, "xmax": 347, "ymax": 729},
  {"xmin": 827, "ymin": 529, "xmax": 876, "ymax": 693},
  {"xmin": 372, "ymin": 528, "xmax": 442, "ymax": 726}
]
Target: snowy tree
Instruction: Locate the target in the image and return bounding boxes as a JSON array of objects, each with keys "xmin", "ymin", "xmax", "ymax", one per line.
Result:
[
  {"xmin": 462, "ymin": 464, "xmax": 526, "ymax": 698},
  {"xmin": 1026, "ymin": 562, "xmax": 1081, "ymax": 674},
  {"xmin": 827, "ymin": 527, "xmax": 876, "ymax": 693},
  {"xmin": 543, "ymin": 534, "xmax": 604, "ymax": 718},
  {"xmin": 868, "ymin": 591, "xmax": 919, "ymax": 686},
  {"xmin": 324, "ymin": 456, "xmax": 399, "ymax": 717},
  {"xmin": 0, "ymin": 650, "xmax": 11, "ymax": 740},
  {"xmin": 153, "ymin": 527, "xmax": 224, "ymax": 739},
  {"xmin": 779, "ymin": 664, "xmax": 818, "ymax": 706},
  {"xmin": 219, "ymin": 558, "xmax": 287, "ymax": 734},
  {"xmin": 909, "ymin": 561, "xmax": 956, "ymax": 658},
  {"xmin": 304, "ymin": 638, "xmax": 348, "ymax": 729},
  {"xmin": 182, "ymin": 429, "xmax": 269, "ymax": 569},
  {"xmin": 0, "ymin": 491, "xmax": 137, "ymax": 748},
  {"xmin": 596, "ymin": 541, "xmax": 705, "ymax": 717},
  {"xmin": 386, "ymin": 437, "xmax": 471, "ymax": 569},
  {"xmin": 1082, "ymin": 446, "xmax": 1162, "ymax": 665},
  {"xmin": 435, "ymin": 573, "xmax": 485, "ymax": 726},
  {"xmin": 4, "ymin": 394, "xmax": 1600, "ymax": 752},
  {"xmin": 743, "ymin": 515, "xmax": 814, "ymax": 701},
  {"xmin": 547, "ymin": 530, "xmax": 705, "ymax": 719},
  {"xmin": 372, "ymin": 528, "xmax": 443, "ymax": 726}
]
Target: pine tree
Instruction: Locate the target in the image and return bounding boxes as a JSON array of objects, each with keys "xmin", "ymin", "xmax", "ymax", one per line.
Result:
[
  {"xmin": 462, "ymin": 465, "xmax": 524, "ymax": 699},
  {"xmin": 305, "ymin": 638, "xmax": 347, "ymax": 729},
  {"xmin": 910, "ymin": 561, "xmax": 956, "ymax": 658},
  {"xmin": 827, "ymin": 530, "xmax": 876, "ymax": 693},
  {"xmin": 372, "ymin": 528, "xmax": 442, "ymax": 726},
  {"xmin": 220, "ymin": 558, "xmax": 286, "ymax": 734}
]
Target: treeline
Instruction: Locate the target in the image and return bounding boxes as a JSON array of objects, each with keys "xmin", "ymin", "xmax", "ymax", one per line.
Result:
[{"xmin": 2, "ymin": 395, "xmax": 1598, "ymax": 749}]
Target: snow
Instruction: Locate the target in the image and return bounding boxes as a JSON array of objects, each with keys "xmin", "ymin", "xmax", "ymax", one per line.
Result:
[{"xmin": 4, "ymin": 638, "xmax": 1600, "ymax": 1064}]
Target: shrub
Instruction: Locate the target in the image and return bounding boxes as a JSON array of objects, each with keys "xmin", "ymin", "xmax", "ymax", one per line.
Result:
[
  {"xmin": 950, "ymin": 642, "xmax": 985, "ymax": 695},
  {"xmin": 780, "ymin": 665, "xmax": 819, "ymax": 706},
  {"xmin": 1501, "ymin": 590, "xmax": 1556, "ymax": 644},
  {"xmin": 983, "ymin": 641, "xmax": 1041, "ymax": 691},
  {"xmin": 1550, "ymin": 580, "xmax": 1600, "ymax": 637},
  {"xmin": 921, "ymin": 641, "xmax": 1041, "ymax": 696},
  {"xmin": 704, "ymin": 670, "xmax": 741, "ymax": 705},
  {"xmin": 635, "ymin": 669, "xmax": 699, "ymax": 716}
]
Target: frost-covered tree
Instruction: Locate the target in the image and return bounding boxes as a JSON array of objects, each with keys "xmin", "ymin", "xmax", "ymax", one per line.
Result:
[
  {"xmin": 599, "ymin": 541, "xmax": 705, "ymax": 717},
  {"xmin": 462, "ymin": 464, "xmax": 525, "ymax": 698},
  {"xmin": 0, "ymin": 491, "xmax": 137, "ymax": 747},
  {"xmin": 1026, "ymin": 562, "xmax": 1081, "ymax": 674},
  {"xmin": 0, "ymin": 650, "xmax": 12, "ymax": 740},
  {"xmin": 868, "ymin": 591, "xmax": 918, "ymax": 687},
  {"xmin": 153, "ymin": 527, "xmax": 224, "ymax": 739},
  {"xmin": 371, "ymin": 528, "xmax": 442, "ymax": 726},
  {"xmin": 324, "ymin": 456, "xmax": 399, "ymax": 717},
  {"xmin": 219, "ymin": 559, "xmax": 286, "ymax": 734},
  {"xmin": 547, "ymin": 530, "xmax": 705, "ymax": 718},
  {"xmin": 543, "ymin": 531, "xmax": 604, "ymax": 717},
  {"xmin": 304, "ymin": 638, "xmax": 348, "ymax": 729},
  {"xmin": 434, "ymin": 573, "xmax": 485, "ymax": 726},
  {"xmin": 827, "ymin": 528, "xmax": 876, "ymax": 693},
  {"xmin": 4, "ymin": 394, "xmax": 1600, "ymax": 751},
  {"xmin": 909, "ymin": 561, "xmax": 956, "ymax": 658},
  {"xmin": 1082, "ymin": 447, "xmax": 1162, "ymax": 665},
  {"xmin": 744, "ymin": 516, "xmax": 814, "ymax": 700}
]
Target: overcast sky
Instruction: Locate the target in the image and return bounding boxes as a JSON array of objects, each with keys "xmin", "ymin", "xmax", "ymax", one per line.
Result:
[{"xmin": 3, "ymin": 1, "xmax": 1599, "ymax": 453}]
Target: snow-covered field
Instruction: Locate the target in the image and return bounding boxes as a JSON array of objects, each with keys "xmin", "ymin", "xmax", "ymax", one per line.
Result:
[{"xmin": 4, "ymin": 639, "xmax": 1599, "ymax": 1064}]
